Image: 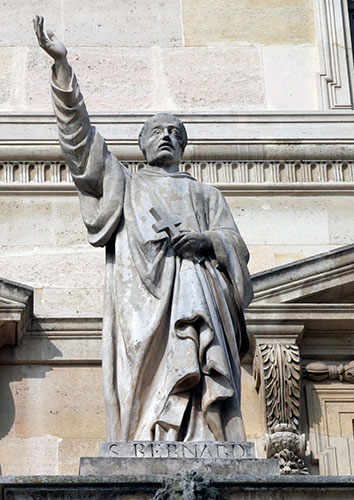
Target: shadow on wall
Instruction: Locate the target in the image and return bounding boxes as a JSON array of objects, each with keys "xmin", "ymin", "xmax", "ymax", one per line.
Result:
[{"xmin": 0, "ymin": 331, "xmax": 62, "ymax": 439}]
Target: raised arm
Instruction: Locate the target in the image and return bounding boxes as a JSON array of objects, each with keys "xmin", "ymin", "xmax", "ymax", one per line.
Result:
[
  {"xmin": 33, "ymin": 16, "xmax": 126, "ymax": 246},
  {"xmin": 33, "ymin": 15, "xmax": 95, "ymax": 180}
]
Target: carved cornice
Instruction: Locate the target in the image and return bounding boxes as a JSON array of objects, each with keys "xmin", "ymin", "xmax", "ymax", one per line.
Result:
[
  {"xmin": 1, "ymin": 160, "xmax": 354, "ymax": 195},
  {"xmin": 0, "ymin": 278, "xmax": 33, "ymax": 348},
  {"xmin": 252, "ymin": 243, "xmax": 354, "ymax": 303},
  {"xmin": 2, "ymin": 111, "xmax": 354, "ymax": 160}
]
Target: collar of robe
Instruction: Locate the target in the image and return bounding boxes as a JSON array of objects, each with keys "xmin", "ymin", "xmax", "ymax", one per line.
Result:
[{"xmin": 137, "ymin": 167, "xmax": 196, "ymax": 180}]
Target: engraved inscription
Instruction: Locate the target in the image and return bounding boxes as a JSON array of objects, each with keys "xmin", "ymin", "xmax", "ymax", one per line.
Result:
[{"xmin": 101, "ymin": 441, "xmax": 253, "ymax": 459}]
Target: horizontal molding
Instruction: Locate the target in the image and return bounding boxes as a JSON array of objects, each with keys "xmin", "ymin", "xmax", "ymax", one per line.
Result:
[
  {"xmin": 1, "ymin": 160, "xmax": 354, "ymax": 195},
  {"xmin": 246, "ymin": 303, "xmax": 354, "ymax": 322},
  {"xmin": 1, "ymin": 306, "xmax": 351, "ymax": 365},
  {"xmin": 2, "ymin": 111, "xmax": 354, "ymax": 160}
]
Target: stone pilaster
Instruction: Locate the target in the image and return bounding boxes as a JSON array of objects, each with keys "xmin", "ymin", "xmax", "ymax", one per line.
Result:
[{"xmin": 252, "ymin": 324, "xmax": 309, "ymax": 475}]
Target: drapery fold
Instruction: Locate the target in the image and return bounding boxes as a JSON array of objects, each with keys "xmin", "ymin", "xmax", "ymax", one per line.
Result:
[{"xmin": 52, "ymin": 68, "xmax": 253, "ymax": 442}]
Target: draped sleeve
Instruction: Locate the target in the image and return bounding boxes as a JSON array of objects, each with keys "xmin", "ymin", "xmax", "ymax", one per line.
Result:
[
  {"xmin": 51, "ymin": 66, "xmax": 128, "ymax": 247},
  {"xmin": 205, "ymin": 186, "xmax": 253, "ymax": 309}
]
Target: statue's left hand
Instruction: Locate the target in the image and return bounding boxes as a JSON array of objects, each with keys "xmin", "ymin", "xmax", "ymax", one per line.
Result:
[{"xmin": 171, "ymin": 231, "xmax": 212, "ymax": 260}]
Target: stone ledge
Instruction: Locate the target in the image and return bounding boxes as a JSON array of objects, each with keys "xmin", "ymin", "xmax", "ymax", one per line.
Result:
[
  {"xmin": 1, "ymin": 475, "xmax": 354, "ymax": 500},
  {"xmin": 2, "ymin": 111, "xmax": 354, "ymax": 161}
]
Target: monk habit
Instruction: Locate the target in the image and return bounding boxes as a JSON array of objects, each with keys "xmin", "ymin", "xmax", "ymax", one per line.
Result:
[{"xmin": 51, "ymin": 70, "xmax": 253, "ymax": 442}]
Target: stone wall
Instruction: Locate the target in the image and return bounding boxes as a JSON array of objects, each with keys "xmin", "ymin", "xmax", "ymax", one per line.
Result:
[
  {"xmin": 1, "ymin": 0, "xmax": 354, "ymax": 479},
  {"xmin": 0, "ymin": 182, "xmax": 350, "ymax": 317},
  {"xmin": 1, "ymin": 0, "xmax": 320, "ymax": 112}
]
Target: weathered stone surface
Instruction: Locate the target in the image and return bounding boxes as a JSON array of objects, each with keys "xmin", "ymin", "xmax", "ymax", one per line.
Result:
[
  {"xmin": 182, "ymin": 0, "xmax": 316, "ymax": 46},
  {"xmin": 240, "ymin": 366, "xmax": 264, "ymax": 440},
  {"xmin": 0, "ymin": 437, "xmax": 59, "ymax": 475},
  {"xmin": 0, "ymin": 246, "xmax": 103, "ymax": 289},
  {"xmin": 328, "ymin": 197, "xmax": 354, "ymax": 245},
  {"xmin": 161, "ymin": 47, "xmax": 265, "ymax": 111},
  {"xmin": 99, "ymin": 441, "xmax": 254, "ymax": 459},
  {"xmin": 26, "ymin": 45, "xmax": 266, "ymax": 112},
  {"xmin": 34, "ymin": 287, "xmax": 104, "ymax": 317},
  {"xmin": 246, "ymin": 245, "xmax": 276, "ymax": 274},
  {"xmin": 26, "ymin": 47, "xmax": 156, "ymax": 111},
  {"xmin": 13, "ymin": 366, "xmax": 105, "ymax": 439},
  {"xmin": 228, "ymin": 196, "xmax": 329, "ymax": 245},
  {"xmin": 58, "ymin": 438, "xmax": 100, "ymax": 475},
  {"xmin": 262, "ymin": 46, "xmax": 319, "ymax": 111},
  {"xmin": 0, "ymin": 48, "xmax": 15, "ymax": 110},
  {"xmin": 0, "ymin": 197, "xmax": 55, "ymax": 245},
  {"xmin": 79, "ymin": 456, "xmax": 279, "ymax": 476},
  {"xmin": 270, "ymin": 244, "xmax": 339, "ymax": 271},
  {"xmin": 52, "ymin": 198, "xmax": 88, "ymax": 246},
  {"xmin": 0, "ymin": 2, "xmax": 62, "ymax": 46},
  {"xmin": 63, "ymin": 0, "xmax": 183, "ymax": 47}
]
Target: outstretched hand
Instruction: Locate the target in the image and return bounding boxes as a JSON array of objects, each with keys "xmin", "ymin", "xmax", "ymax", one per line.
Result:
[
  {"xmin": 171, "ymin": 231, "xmax": 212, "ymax": 260},
  {"xmin": 33, "ymin": 15, "xmax": 67, "ymax": 61}
]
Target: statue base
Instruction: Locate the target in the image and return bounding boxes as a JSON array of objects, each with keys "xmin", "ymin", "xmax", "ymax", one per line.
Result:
[{"xmin": 79, "ymin": 441, "xmax": 279, "ymax": 476}]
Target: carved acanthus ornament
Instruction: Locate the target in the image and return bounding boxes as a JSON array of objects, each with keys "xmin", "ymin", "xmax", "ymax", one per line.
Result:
[
  {"xmin": 304, "ymin": 360, "xmax": 354, "ymax": 383},
  {"xmin": 253, "ymin": 325, "xmax": 308, "ymax": 475},
  {"xmin": 154, "ymin": 470, "xmax": 223, "ymax": 500}
]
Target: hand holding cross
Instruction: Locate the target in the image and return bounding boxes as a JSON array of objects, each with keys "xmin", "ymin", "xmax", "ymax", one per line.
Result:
[{"xmin": 150, "ymin": 206, "xmax": 213, "ymax": 260}]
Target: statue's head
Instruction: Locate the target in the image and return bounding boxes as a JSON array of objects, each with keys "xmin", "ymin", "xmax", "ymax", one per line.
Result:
[{"xmin": 138, "ymin": 113, "xmax": 188, "ymax": 167}]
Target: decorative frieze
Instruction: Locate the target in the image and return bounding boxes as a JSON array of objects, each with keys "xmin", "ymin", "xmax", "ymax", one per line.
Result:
[{"xmin": 1, "ymin": 160, "xmax": 354, "ymax": 189}]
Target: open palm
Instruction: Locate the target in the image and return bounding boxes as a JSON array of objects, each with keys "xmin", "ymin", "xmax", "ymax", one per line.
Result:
[{"xmin": 33, "ymin": 15, "xmax": 67, "ymax": 61}]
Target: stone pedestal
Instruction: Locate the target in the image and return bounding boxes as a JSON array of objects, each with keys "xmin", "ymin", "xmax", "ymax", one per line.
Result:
[{"xmin": 79, "ymin": 441, "xmax": 279, "ymax": 477}]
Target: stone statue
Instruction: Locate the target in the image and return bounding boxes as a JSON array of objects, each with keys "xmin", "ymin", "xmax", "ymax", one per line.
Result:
[{"xmin": 33, "ymin": 16, "xmax": 253, "ymax": 442}]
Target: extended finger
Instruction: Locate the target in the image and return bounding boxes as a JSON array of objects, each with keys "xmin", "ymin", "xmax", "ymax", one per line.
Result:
[
  {"xmin": 33, "ymin": 15, "xmax": 41, "ymax": 38},
  {"xmin": 38, "ymin": 16, "xmax": 47, "ymax": 40}
]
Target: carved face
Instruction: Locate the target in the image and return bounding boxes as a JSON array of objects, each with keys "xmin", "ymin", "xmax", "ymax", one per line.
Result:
[{"xmin": 139, "ymin": 114, "xmax": 186, "ymax": 167}]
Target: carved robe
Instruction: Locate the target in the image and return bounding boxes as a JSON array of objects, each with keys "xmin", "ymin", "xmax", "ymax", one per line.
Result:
[{"xmin": 51, "ymin": 70, "xmax": 253, "ymax": 442}]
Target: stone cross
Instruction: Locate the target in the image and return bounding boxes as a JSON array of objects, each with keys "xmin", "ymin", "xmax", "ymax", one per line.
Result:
[{"xmin": 150, "ymin": 206, "xmax": 182, "ymax": 238}]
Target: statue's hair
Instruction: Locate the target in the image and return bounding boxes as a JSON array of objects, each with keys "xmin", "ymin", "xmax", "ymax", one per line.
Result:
[{"xmin": 138, "ymin": 113, "xmax": 188, "ymax": 157}]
